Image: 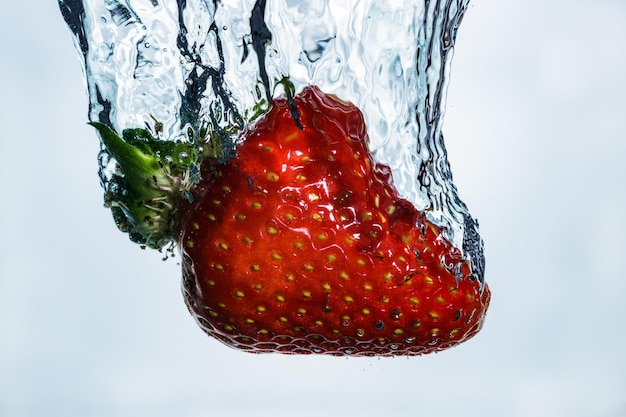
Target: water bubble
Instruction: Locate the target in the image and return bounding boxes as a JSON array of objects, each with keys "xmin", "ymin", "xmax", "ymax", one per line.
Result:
[
  {"xmin": 466, "ymin": 310, "xmax": 476, "ymax": 324},
  {"xmin": 452, "ymin": 310, "xmax": 462, "ymax": 322}
]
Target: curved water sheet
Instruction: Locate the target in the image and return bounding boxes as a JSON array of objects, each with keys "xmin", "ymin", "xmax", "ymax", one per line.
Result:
[{"xmin": 59, "ymin": 0, "xmax": 485, "ymax": 285}]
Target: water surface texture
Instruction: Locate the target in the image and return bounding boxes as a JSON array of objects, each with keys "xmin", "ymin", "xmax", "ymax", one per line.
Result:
[{"xmin": 59, "ymin": 0, "xmax": 484, "ymax": 283}]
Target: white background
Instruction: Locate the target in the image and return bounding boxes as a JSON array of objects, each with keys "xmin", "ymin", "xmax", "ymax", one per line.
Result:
[{"xmin": 1, "ymin": 1, "xmax": 625, "ymax": 416}]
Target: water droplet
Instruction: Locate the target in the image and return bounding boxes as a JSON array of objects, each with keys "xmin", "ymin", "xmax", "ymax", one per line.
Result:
[
  {"xmin": 164, "ymin": 155, "xmax": 173, "ymax": 165},
  {"xmin": 374, "ymin": 321, "xmax": 384, "ymax": 331},
  {"xmin": 390, "ymin": 309, "xmax": 401, "ymax": 321}
]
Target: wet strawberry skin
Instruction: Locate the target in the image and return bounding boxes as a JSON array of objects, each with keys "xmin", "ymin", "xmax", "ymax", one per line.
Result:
[{"xmin": 178, "ymin": 86, "xmax": 490, "ymax": 356}]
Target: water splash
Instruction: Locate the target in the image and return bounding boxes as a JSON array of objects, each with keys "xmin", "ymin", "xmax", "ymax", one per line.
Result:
[{"xmin": 59, "ymin": 0, "xmax": 484, "ymax": 283}]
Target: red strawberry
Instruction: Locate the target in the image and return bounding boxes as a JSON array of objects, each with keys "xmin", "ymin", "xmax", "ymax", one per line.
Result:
[{"xmin": 177, "ymin": 86, "xmax": 490, "ymax": 356}]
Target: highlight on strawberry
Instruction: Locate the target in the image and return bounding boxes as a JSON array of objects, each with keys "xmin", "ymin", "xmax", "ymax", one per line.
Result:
[{"xmin": 92, "ymin": 86, "xmax": 490, "ymax": 356}]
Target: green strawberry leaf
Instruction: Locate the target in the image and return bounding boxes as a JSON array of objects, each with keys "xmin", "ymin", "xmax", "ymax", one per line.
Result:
[{"xmin": 90, "ymin": 122, "xmax": 201, "ymax": 251}]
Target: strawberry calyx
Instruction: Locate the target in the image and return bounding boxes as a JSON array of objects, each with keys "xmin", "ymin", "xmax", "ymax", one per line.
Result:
[{"xmin": 91, "ymin": 122, "xmax": 207, "ymax": 250}]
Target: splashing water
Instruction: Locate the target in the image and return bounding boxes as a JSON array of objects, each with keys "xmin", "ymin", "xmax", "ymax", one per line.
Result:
[{"xmin": 59, "ymin": 0, "xmax": 484, "ymax": 284}]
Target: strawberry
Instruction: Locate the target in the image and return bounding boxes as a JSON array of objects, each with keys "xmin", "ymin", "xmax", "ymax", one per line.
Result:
[{"xmin": 178, "ymin": 86, "xmax": 490, "ymax": 356}]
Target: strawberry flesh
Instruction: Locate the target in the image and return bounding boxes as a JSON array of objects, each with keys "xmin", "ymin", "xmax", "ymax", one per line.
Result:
[{"xmin": 178, "ymin": 86, "xmax": 490, "ymax": 356}]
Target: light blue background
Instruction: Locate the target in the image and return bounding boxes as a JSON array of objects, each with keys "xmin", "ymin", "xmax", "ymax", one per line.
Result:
[{"xmin": 1, "ymin": 1, "xmax": 625, "ymax": 416}]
